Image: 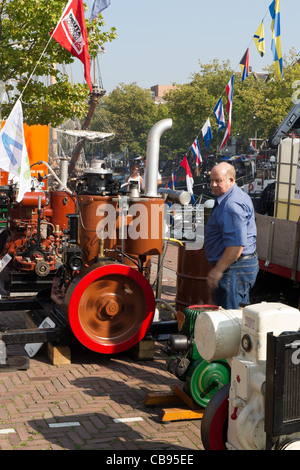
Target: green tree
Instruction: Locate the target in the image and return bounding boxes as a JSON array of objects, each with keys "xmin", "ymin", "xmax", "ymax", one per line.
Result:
[
  {"xmin": 165, "ymin": 52, "xmax": 300, "ymax": 155},
  {"xmin": 90, "ymin": 53, "xmax": 300, "ymax": 165},
  {"xmin": 165, "ymin": 60, "xmax": 233, "ymax": 155},
  {"xmin": 233, "ymin": 49, "xmax": 300, "ymax": 150},
  {"xmin": 0, "ymin": 0, "xmax": 117, "ymax": 126},
  {"xmin": 91, "ymin": 82, "xmax": 169, "ymax": 158}
]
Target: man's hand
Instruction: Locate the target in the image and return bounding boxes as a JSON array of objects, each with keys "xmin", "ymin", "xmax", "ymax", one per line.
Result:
[
  {"xmin": 207, "ymin": 266, "xmax": 224, "ymax": 290},
  {"xmin": 206, "ymin": 246, "xmax": 244, "ymax": 290}
]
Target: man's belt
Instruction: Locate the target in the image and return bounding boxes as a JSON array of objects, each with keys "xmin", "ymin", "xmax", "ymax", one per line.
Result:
[{"xmin": 238, "ymin": 251, "xmax": 257, "ymax": 261}]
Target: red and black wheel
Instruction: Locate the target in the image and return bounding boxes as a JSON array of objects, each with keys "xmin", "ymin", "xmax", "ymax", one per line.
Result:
[
  {"xmin": 200, "ymin": 382, "xmax": 230, "ymax": 450},
  {"xmin": 65, "ymin": 263, "xmax": 155, "ymax": 354}
]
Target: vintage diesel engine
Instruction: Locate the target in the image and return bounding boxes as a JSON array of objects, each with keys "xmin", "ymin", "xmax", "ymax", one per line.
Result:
[
  {"xmin": 167, "ymin": 305, "xmax": 231, "ymax": 408},
  {"xmin": 0, "ymin": 184, "xmax": 75, "ymax": 294},
  {"xmin": 49, "ymin": 119, "xmax": 176, "ymax": 355},
  {"xmin": 0, "ymin": 119, "xmax": 190, "ymax": 357},
  {"xmin": 196, "ymin": 302, "xmax": 300, "ymax": 450}
]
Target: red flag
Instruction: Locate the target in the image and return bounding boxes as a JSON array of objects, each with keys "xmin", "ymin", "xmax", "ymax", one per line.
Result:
[
  {"xmin": 180, "ymin": 155, "xmax": 194, "ymax": 198},
  {"xmin": 240, "ymin": 48, "xmax": 249, "ymax": 82},
  {"xmin": 220, "ymin": 75, "xmax": 235, "ymax": 150},
  {"xmin": 51, "ymin": 0, "xmax": 92, "ymax": 91}
]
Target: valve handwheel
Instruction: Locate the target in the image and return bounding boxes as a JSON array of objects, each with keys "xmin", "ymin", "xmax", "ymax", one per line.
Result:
[{"xmin": 65, "ymin": 263, "xmax": 156, "ymax": 354}]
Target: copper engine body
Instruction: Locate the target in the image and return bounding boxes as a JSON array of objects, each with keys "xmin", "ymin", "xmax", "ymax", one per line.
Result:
[
  {"xmin": 50, "ymin": 163, "xmax": 164, "ymax": 354},
  {"xmin": 0, "ymin": 188, "xmax": 76, "ymax": 290}
]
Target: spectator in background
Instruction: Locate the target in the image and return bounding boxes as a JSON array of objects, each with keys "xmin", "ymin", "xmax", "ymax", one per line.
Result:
[{"xmin": 126, "ymin": 164, "xmax": 143, "ymax": 191}]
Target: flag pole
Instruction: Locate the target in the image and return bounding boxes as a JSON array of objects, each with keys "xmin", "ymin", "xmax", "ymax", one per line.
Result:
[
  {"xmin": 19, "ymin": 35, "xmax": 54, "ymax": 100},
  {"xmin": 19, "ymin": 0, "xmax": 73, "ymax": 99}
]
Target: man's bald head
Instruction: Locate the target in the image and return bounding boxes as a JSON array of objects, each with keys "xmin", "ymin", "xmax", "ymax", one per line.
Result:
[
  {"xmin": 210, "ymin": 162, "xmax": 236, "ymax": 197},
  {"xmin": 212, "ymin": 162, "xmax": 236, "ymax": 179}
]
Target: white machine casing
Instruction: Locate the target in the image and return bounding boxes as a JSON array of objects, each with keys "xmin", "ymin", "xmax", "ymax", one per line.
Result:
[{"xmin": 194, "ymin": 302, "xmax": 300, "ymax": 450}]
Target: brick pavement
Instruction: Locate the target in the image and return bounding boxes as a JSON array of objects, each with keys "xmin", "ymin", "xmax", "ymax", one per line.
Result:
[{"xmin": 0, "ymin": 243, "xmax": 205, "ymax": 451}]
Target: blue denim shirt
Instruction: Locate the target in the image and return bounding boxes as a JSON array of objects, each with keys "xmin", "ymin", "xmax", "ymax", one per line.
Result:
[{"xmin": 204, "ymin": 184, "xmax": 257, "ymax": 264}]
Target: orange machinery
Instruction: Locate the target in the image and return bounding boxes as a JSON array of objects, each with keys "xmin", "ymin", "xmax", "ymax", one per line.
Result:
[
  {"xmin": 0, "ymin": 188, "xmax": 76, "ymax": 293},
  {"xmin": 50, "ymin": 160, "xmax": 165, "ymax": 354},
  {"xmin": 0, "ymin": 119, "xmax": 178, "ymax": 357}
]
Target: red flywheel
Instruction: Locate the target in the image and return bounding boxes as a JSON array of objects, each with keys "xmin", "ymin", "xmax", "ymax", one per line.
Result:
[
  {"xmin": 65, "ymin": 263, "xmax": 155, "ymax": 354},
  {"xmin": 200, "ymin": 383, "xmax": 230, "ymax": 450}
]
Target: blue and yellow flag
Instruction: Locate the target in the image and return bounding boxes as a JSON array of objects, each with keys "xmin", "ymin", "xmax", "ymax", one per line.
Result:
[
  {"xmin": 269, "ymin": 0, "xmax": 283, "ymax": 80},
  {"xmin": 253, "ymin": 21, "xmax": 265, "ymax": 57}
]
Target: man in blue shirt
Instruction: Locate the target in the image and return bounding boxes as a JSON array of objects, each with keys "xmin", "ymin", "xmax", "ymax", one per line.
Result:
[{"xmin": 204, "ymin": 162, "xmax": 259, "ymax": 309}]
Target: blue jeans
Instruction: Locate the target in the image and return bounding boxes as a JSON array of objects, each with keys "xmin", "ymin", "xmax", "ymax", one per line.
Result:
[{"xmin": 214, "ymin": 254, "xmax": 259, "ymax": 310}]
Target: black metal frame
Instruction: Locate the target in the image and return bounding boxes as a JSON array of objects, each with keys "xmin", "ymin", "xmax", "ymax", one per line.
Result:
[
  {"xmin": 0, "ymin": 269, "xmax": 56, "ymax": 296},
  {"xmin": 0, "ymin": 292, "xmax": 75, "ymax": 370},
  {"xmin": 265, "ymin": 331, "xmax": 300, "ymax": 449},
  {"xmin": 0, "ymin": 288, "xmax": 178, "ymax": 370}
]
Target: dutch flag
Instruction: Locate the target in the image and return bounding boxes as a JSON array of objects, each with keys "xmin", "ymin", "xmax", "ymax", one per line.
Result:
[
  {"xmin": 201, "ymin": 118, "xmax": 213, "ymax": 151},
  {"xmin": 213, "ymin": 97, "xmax": 225, "ymax": 131},
  {"xmin": 190, "ymin": 138, "xmax": 202, "ymax": 166},
  {"xmin": 180, "ymin": 155, "xmax": 195, "ymax": 204}
]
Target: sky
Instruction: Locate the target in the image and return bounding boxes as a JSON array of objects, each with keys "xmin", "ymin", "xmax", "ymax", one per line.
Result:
[{"xmin": 78, "ymin": 0, "xmax": 300, "ymax": 94}]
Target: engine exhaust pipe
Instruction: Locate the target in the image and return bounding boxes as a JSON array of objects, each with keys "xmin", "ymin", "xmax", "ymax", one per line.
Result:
[
  {"xmin": 144, "ymin": 118, "xmax": 172, "ymax": 198},
  {"xmin": 158, "ymin": 188, "xmax": 191, "ymax": 205}
]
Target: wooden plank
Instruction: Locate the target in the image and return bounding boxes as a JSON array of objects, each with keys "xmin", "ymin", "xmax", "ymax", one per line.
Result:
[
  {"xmin": 145, "ymin": 385, "xmax": 205, "ymax": 422},
  {"xmin": 26, "ymin": 312, "xmax": 71, "ymax": 365},
  {"xmin": 46, "ymin": 342, "xmax": 71, "ymax": 366},
  {"xmin": 25, "ymin": 311, "xmax": 40, "ymax": 329},
  {"xmin": 173, "ymin": 385, "xmax": 200, "ymax": 410},
  {"xmin": 145, "ymin": 391, "xmax": 183, "ymax": 406},
  {"xmin": 159, "ymin": 407, "xmax": 204, "ymax": 422},
  {"xmin": 130, "ymin": 339, "xmax": 154, "ymax": 360}
]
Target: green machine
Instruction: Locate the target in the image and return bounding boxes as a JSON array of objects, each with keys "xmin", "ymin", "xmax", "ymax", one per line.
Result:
[{"xmin": 167, "ymin": 305, "xmax": 230, "ymax": 408}]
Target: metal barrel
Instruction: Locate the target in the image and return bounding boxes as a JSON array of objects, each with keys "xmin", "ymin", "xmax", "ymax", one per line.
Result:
[{"xmin": 176, "ymin": 244, "xmax": 214, "ymax": 311}]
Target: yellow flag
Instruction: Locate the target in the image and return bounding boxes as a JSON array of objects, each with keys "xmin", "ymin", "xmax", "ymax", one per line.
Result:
[
  {"xmin": 269, "ymin": 0, "xmax": 283, "ymax": 80},
  {"xmin": 253, "ymin": 21, "xmax": 265, "ymax": 57}
]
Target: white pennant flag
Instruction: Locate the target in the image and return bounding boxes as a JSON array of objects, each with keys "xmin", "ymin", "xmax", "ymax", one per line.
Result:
[{"xmin": 0, "ymin": 99, "xmax": 31, "ymax": 201}]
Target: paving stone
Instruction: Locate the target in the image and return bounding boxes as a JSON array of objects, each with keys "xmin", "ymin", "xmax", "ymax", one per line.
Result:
[{"xmin": 0, "ymin": 244, "xmax": 205, "ymax": 451}]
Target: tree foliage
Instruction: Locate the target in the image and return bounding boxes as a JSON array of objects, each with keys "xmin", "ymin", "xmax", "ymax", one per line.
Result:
[
  {"xmin": 91, "ymin": 52, "xmax": 300, "ymax": 163},
  {"xmin": 165, "ymin": 51, "xmax": 300, "ymax": 156},
  {"xmin": 165, "ymin": 59, "xmax": 233, "ymax": 155},
  {"xmin": 0, "ymin": 0, "xmax": 117, "ymax": 126},
  {"xmin": 91, "ymin": 82, "xmax": 169, "ymax": 158}
]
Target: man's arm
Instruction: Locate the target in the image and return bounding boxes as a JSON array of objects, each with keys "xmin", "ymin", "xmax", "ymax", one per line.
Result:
[{"xmin": 206, "ymin": 246, "xmax": 244, "ymax": 290}]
